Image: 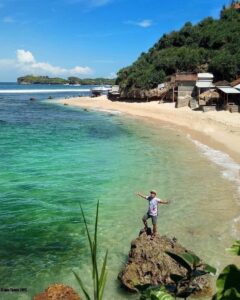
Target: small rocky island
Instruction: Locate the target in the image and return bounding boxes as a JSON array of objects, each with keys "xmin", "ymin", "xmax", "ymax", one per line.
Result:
[
  {"xmin": 118, "ymin": 231, "xmax": 213, "ymax": 298},
  {"xmin": 17, "ymin": 75, "xmax": 115, "ymax": 85}
]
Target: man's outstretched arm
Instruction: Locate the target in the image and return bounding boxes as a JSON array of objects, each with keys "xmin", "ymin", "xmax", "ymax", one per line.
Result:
[
  {"xmin": 159, "ymin": 199, "xmax": 170, "ymax": 204},
  {"xmin": 136, "ymin": 192, "xmax": 147, "ymax": 199}
]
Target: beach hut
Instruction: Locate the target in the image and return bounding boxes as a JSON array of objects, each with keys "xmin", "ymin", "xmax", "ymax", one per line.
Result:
[
  {"xmin": 216, "ymin": 86, "xmax": 240, "ymax": 112},
  {"xmin": 91, "ymin": 86, "xmax": 111, "ymax": 97},
  {"xmin": 199, "ymin": 90, "xmax": 220, "ymax": 102},
  {"xmin": 198, "ymin": 90, "xmax": 220, "ymax": 111},
  {"xmin": 215, "ymin": 80, "xmax": 231, "ymax": 87},
  {"xmin": 231, "ymin": 78, "xmax": 240, "ymax": 91},
  {"xmin": 108, "ymin": 85, "xmax": 120, "ymax": 100},
  {"xmin": 196, "ymin": 73, "xmax": 215, "ymax": 105},
  {"xmin": 197, "ymin": 73, "xmax": 214, "ymax": 83},
  {"xmin": 171, "ymin": 73, "xmax": 197, "ymax": 107},
  {"xmin": 233, "ymin": 1, "xmax": 240, "ymax": 10},
  {"xmin": 157, "ymin": 83, "xmax": 165, "ymax": 90}
]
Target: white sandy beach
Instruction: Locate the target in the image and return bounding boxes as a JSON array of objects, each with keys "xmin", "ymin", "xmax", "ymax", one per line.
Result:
[{"xmin": 56, "ymin": 95, "xmax": 240, "ymax": 163}]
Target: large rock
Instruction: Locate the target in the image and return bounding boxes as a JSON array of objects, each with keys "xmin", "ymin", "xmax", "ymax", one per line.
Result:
[
  {"xmin": 120, "ymin": 87, "xmax": 170, "ymax": 101},
  {"xmin": 33, "ymin": 284, "xmax": 81, "ymax": 300},
  {"xmin": 118, "ymin": 232, "xmax": 212, "ymax": 297}
]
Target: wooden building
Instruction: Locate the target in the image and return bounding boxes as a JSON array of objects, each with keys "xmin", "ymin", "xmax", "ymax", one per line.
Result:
[
  {"xmin": 196, "ymin": 73, "xmax": 216, "ymax": 110},
  {"xmin": 233, "ymin": 1, "xmax": 240, "ymax": 10},
  {"xmin": 216, "ymin": 86, "xmax": 240, "ymax": 112},
  {"xmin": 108, "ymin": 85, "xmax": 120, "ymax": 100},
  {"xmin": 171, "ymin": 73, "xmax": 197, "ymax": 107},
  {"xmin": 231, "ymin": 78, "xmax": 240, "ymax": 91}
]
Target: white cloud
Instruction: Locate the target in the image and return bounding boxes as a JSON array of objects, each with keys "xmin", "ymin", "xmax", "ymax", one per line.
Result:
[
  {"xmin": 125, "ymin": 19, "xmax": 153, "ymax": 28},
  {"xmin": 17, "ymin": 49, "xmax": 35, "ymax": 64},
  {"xmin": 3, "ymin": 16, "xmax": 15, "ymax": 23},
  {"xmin": 69, "ymin": 65, "xmax": 92, "ymax": 75},
  {"xmin": 0, "ymin": 49, "xmax": 93, "ymax": 77},
  {"xmin": 137, "ymin": 19, "xmax": 153, "ymax": 28}
]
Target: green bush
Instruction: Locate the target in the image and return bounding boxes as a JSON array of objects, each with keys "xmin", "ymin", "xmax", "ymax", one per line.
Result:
[{"xmin": 117, "ymin": 6, "xmax": 240, "ymax": 91}]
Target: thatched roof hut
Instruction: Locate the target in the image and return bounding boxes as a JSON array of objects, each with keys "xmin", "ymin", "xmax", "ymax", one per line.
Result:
[
  {"xmin": 231, "ymin": 78, "xmax": 240, "ymax": 88},
  {"xmin": 199, "ymin": 89, "xmax": 220, "ymax": 101},
  {"xmin": 199, "ymin": 90, "xmax": 220, "ymax": 104},
  {"xmin": 214, "ymin": 80, "xmax": 230, "ymax": 87}
]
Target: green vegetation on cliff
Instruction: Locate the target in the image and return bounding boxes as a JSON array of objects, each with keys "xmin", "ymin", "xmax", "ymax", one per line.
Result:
[
  {"xmin": 17, "ymin": 75, "xmax": 115, "ymax": 85},
  {"xmin": 67, "ymin": 76, "xmax": 115, "ymax": 85},
  {"xmin": 17, "ymin": 75, "xmax": 68, "ymax": 85},
  {"xmin": 116, "ymin": 5, "xmax": 240, "ymax": 90}
]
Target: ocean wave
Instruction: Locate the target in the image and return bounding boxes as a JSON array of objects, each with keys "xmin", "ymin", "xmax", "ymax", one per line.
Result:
[
  {"xmin": 97, "ymin": 109, "xmax": 122, "ymax": 115},
  {"xmin": 190, "ymin": 137, "xmax": 240, "ymax": 199},
  {"xmin": 190, "ymin": 137, "xmax": 240, "ymax": 239},
  {"xmin": 0, "ymin": 89, "xmax": 90, "ymax": 94}
]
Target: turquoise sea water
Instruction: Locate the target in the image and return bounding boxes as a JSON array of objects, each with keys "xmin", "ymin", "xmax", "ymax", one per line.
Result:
[{"xmin": 0, "ymin": 85, "xmax": 239, "ymax": 299}]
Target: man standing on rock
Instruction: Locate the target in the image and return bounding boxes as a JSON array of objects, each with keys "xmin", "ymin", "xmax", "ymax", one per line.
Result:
[{"xmin": 136, "ymin": 190, "xmax": 169, "ymax": 237}]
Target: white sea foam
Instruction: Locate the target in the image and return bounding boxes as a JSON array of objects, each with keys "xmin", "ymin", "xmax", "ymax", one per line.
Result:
[
  {"xmin": 190, "ymin": 137, "xmax": 240, "ymax": 238},
  {"xmin": 190, "ymin": 137, "xmax": 240, "ymax": 198},
  {"xmin": 0, "ymin": 89, "xmax": 90, "ymax": 94},
  {"xmin": 232, "ymin": 215, "xmax": 240, "ymax": 239},
  {"xmin": 97, "ymin": 109, "xmax": 122, "ymax": 115}
]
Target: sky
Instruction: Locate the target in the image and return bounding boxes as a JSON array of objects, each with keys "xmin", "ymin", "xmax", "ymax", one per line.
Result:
[{"xmin": 0, "ymin": 0, "xmax": 229, "ymax": 81}]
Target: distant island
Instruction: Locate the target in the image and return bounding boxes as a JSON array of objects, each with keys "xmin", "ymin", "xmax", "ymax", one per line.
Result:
[{"xmin": 17, "ymin": 75, "xmax": 116, "ymax": 85}]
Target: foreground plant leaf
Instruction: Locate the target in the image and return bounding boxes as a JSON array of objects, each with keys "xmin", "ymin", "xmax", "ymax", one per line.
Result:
[
  {"xmin": 212, "ymin": 264, "xmax": 240, "ymax": 300},
  {"xmin": 139, "ymin": 286, "xmax": 174, "ymax": 300},
  {"xmin": 135, "ymin": 284, "xmax": 153, "ymax": 292},
  {"xmin": 226, "ymin": 241, "xmax": 240, "ymax": 256},
  {"xmin": 73, "ymin": 271, "xmax": 91, "ymax": 300},
  {"xmin": 152, "ymin": 289, "xmax": 175, "ymax": 300},
  {"xmin": 180, "ymin": 252, "xmax": 201, "ymax": 267},
  {"xmin": 165, "ymin": 251, "xmax": 192, "ymax": 272},
  {"xmin": 202, "ymin": 264, "xmax": 217, "ymax": 275},
  {"xmin": 73, "ymin": 201, "xmax": 108, "ymax": 300},
  {"xmin": 170, "ymin": 274, "xmax": 185, "ymax": 284}
]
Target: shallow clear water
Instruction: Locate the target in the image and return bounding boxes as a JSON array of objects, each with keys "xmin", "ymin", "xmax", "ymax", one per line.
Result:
[{"xmin": 0, "ymin": 90, "xmax": 239, "ymax": 300}]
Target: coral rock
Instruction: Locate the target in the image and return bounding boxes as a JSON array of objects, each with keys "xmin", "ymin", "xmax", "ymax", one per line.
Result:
[{"xmin": 33, "ymin": 283, "xmax": 81, "ymax": 300}]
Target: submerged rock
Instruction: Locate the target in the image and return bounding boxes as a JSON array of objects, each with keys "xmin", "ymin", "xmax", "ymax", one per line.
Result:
[
  {"xmin": 118, "ymin": 231, "xmax": 212, "ymax": 297},
  {"xmin": 33, "ymin": 284, "xmax": 81, "ymax": 300}
]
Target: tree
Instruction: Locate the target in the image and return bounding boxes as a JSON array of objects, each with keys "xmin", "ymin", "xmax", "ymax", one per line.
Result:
[{"xmin": 116, "ymin": 7, "xmax": 240, "ymax": 94}]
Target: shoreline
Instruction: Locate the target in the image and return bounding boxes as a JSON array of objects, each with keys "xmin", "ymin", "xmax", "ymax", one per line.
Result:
[{"xmin": 55, "ymin": 95, "xmax": 240, "ymax": 164}]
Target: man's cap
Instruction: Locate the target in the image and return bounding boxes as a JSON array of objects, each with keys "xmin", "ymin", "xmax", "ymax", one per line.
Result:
[{"xmin": 150, "ymin": 190, "xmax": 157, "ymax": 195}]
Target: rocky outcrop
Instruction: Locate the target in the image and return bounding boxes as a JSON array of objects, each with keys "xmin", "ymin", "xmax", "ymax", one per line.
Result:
[
  {"xmin": 119, "ymin": 86, "xmax": 170, "ymax": 101},
  {"xmin": 118, "ymin": 232, "xmax": 212, "ymax": 297},
  {"xmin": 33, "ymin": 284, "xmax": 81, "ymax": 300}
]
